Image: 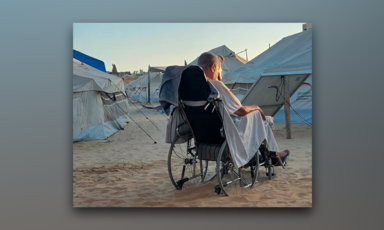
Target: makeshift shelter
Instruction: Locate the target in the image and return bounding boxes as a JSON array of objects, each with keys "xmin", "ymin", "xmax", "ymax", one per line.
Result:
[
  {"xmin": 126, "ymin": 71, "xmax": 163, "ymax": 103},
  {"xmin": 224, "ymin": 29, "xmax": 312, "ymax": 123},
  {"xmin": 73, "ymin": 50, "xmax": 106, "ymax": 72},
  {"xmin": 125, "ymin": 66, "xmax": 166, "ymax": 103},
  {"xmin": 73, "ymin": 59, "xmax": 130, "ymax": 142}
]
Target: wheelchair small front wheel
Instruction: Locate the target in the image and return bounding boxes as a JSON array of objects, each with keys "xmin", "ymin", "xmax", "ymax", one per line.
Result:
[
  {"xmin": 250, "ymin": 150, "xmax": 260, "ymax": 188},
  {"xmin": 216, "ymin": 141, "xmax": 258, "ymax": 196},
  {"xmin": 267, "ymin": 166, "xmax": 274, "ymax": 180}
]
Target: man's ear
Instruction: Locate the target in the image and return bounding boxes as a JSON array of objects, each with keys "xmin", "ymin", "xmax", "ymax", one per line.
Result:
[{"xmin": 210, "ymin": 63, "xmax": 216, "ymax": 73}]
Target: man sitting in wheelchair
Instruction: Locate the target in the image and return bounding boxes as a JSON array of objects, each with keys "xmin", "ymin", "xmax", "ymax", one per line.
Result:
[
  {"xmin": 160, "ymin": 52, "xmax": 290, "ymax": 195},
  {"xmin": 197, "ymin": 52, "xmax": 289, "ymax": 167}
]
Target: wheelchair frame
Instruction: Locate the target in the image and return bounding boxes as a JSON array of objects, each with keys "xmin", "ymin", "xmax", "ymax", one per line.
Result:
[{"xmin": 167, "ymin": 99, "xmax": 287, "ymax": 196}]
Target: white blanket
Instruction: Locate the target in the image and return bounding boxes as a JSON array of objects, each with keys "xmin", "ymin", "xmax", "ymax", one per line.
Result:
[{"xmin": 210, "ymin": 81, "xmax": 279, "ymax": 168}]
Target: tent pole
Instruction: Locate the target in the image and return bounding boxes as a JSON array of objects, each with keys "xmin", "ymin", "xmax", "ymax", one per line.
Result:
[
  {"xmin": 148, "ymin": 65, "xmax": 150, "ymax": 103},
  {"xmin": 283, "ymin": 75, "xmax": 291, "ymax": 139}
]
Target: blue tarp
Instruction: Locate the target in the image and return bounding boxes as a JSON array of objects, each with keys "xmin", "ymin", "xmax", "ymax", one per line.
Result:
[
  {"xmin": 73, "ymin": 50, "xmax": 106, "ymax": 72},
  {"xmin": 73, "ymin": 115, "xmax": 129, "ymax": 142},
  {"xmin": 274, "ymin": 109, "xmax": 312, "ymax": 124}
]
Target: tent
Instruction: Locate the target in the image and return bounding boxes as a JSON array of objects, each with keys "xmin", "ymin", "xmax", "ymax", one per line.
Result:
[
  {"xmin": 273, "ymin": 74, "xmax": 312, "ymax": 124},
  {"xmin": 125, "ymin": 66, "xmax": 167, "ymax": 103},
  {"xmin": 73, "ymin": 50, "xmax": 106, "ymax": 72},
  {"xmin": 224, "ymin": 29, "xmax": 312, "ymax": 123},
  {"xmin": 125, "ymin": 71, "xmax": 163, "ymax": 103},
  {"xmin": 73, "ymin": 59, "xmax": 130, "ymax": 141},
  {"xmin": 188, "ymin": 45, "xmax": 247, "ymax": 75}
]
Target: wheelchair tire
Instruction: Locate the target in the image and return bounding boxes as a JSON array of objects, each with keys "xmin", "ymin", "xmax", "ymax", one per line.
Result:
[
  {"xmin": 216, "ymin": 140, "xmax": 259, "ymax": 196},
  {"xmin": 267, "ymin": 167, "xmax": 273, "ymax": 180},
  {"xmin": 168, "ymin": 135, "xmax": 208, "ymax": 190},
  {"xmin": 250, "ymin": 150, "xmax": 260, "ymax": 188}
]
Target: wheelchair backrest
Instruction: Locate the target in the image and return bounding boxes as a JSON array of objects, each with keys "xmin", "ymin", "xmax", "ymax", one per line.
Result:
[{"xmin": 178, "ymin": 66, "xmax": 225, "ymax": 145}]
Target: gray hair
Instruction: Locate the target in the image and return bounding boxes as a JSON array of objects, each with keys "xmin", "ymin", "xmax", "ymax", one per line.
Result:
[{"xmin": 197, "ymin": 52, "xmax": 224, "ymax": 70}]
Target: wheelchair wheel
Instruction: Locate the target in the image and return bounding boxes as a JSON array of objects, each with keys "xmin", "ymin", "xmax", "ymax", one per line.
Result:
[
  {"xmin": 168, "ymin": 135, "xmax": 208, "ymax": 190},
  {"xmin": 266, "ymin": 157, "xmax": 274, "ymax": 180},
  {"xmin": 216, "ymin": 140, "xmax": 259, "ymax": 196},
  {"xmin": 267, "ymin": 167, "xmax": 273, "ymax": 180},
  {"xmin": 250, "ymin": 150, "xmax": 260, "ymax": 188}
]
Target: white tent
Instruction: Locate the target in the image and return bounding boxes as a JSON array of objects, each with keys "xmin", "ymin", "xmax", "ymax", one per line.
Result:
[
  {"xmin": 273, "ymin": 74, "xmax": 312, "ymax": 124},
  {"xmin": 189, "ymin": 45, "xmax": 247, "ymax": 74},
  {"xmin": 73, "ymin": 60, "xmax": 130, "ymax": 141},
  {"xmin": 125, "ymin": 71, "xmax": 163, "ymax": 103},
  {"xmin": 224, "ymin": 29, "xmax": 312, "ymax": 123}
]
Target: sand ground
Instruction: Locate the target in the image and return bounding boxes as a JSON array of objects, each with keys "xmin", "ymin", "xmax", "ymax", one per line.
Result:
[{"xmin": 73, "ymin": 102, "xmax": 312, "ymax": 207}]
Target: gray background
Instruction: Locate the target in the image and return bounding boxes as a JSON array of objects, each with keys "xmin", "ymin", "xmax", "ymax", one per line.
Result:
[{"xmin": 1, "ymin": 0, "xmax": 383, "ymax": 229}]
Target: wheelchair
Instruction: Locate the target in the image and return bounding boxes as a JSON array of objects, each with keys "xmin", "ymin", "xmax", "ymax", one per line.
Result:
[{"xmin": 166, "ymin": 66, "xmax": 289, "ymax": 196}]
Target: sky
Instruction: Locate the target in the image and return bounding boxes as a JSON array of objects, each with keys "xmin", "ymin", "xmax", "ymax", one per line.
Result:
[{"xmin": 73, "ymin": 23, "xmax": 305, "ymax": 72}]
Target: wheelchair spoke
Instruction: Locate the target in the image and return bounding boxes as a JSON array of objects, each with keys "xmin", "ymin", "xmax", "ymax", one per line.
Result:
[
  {"xmin": 216, "ymin": 141, "xmax": 259, "ymax": 196},
  {"xmin": 168, "ymin": 136, "xmax": 208, "ymax": 190}
]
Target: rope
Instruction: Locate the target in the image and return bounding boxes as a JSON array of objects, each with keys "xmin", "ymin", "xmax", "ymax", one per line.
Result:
[
  {"xmin": 127, "ymin": 83, "xmax": 169, "ymax": 119},
  {"xmin": 126, "ymin": 114, "xmax": 157, "ymax": 144},
  {"xmin": 109, "ymin": 80, "xmax": 164, "ymax": 132},
  {"xmin": 103, "ymin": 80, "xmax": 160, "ymax": 143},
  {"xmin": 267, "ymin": 76, "xmax": 312, "ymax": 127},
  {"xmin": 141, "ymin": 103, "xmax": 169, "ymax": 120},
  {"xmin": 126, "ymin": 83, "xmax": 150, "ymax": 102},
  {"xmin": 102, "ymin": 92, "xmax": 157, "ymax": 143}
]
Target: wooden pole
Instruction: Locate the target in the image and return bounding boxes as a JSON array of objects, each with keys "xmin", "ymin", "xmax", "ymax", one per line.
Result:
[
  {"xmin": 284, "ymin": 75, "xmax": 291, "ymax": 139},
  {"xmin": 147, "ymin": 65, "xmax": 150, "ymax": 103}
]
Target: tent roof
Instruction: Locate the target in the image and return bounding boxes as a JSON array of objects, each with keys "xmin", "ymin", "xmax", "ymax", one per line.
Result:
[
  {"xmin": 73, "ymin": 61, "xmax": 125, "ymax": 94},
  {"xmin": 127, "ymin": 72, "xmax": 162, "ymax": 88},
  {"xmin": 125, "ymin": 66, "xmax": 167, "ymax": 90},
  {"xmin": 148, "ymin": 66, "xmax": 167, "ymax": 72},
  {"xmin": 223, "ymin": 29, "xmax": 312, "ymax": 85},
  {"xmin": 188, "ymin": 45, "xmax": 247, "ymax": 73},
  {"xmin": 241, "ymin": 74, "xmax": 311, "ymax": 116},
  {"xmin": 73, "ymin": 50, "xmax": 106, "ymax": 72}
]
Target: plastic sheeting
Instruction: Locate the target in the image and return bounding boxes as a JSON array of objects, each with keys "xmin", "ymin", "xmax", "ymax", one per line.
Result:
[
  {"xmin": 127, "ymin": 87, "xmax": 161, "ymax": 103},
  {"xmin": 223, "ymin": 29, "xmax": 312, "ymax": 85},
  {"xmin": 127, "ymin": 72, "xmax": 162, "ymax": 88},
  {"xmin": 125, "ymin": 72, "xmax": 163, "ymax": 102},
  {"xmin": 73, "ymin": 62, "xmax": 126, "ymax": 94},
  {"xmin": 73, "ymin": 61, "xmax": 129, "ymax": 142},
  {"xmin": 189, "ymin": 45, "xmax": 247, "ymax": 76},
  {"xmin": 274, "ymin": 75, "xmax": 312, "ymax": 124},
  {"xmin": 223, "ymin": 29, "xmax": 312, "ymax": 124},
  {"xmin": 73, "ymin": 50, "xmax": 106, "ymax": 72}
]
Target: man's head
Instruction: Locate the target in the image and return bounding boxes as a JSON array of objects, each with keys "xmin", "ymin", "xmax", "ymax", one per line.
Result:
[{"xmin": 197, "ymin": 52, "xmax": 224, "ymax": 81}]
